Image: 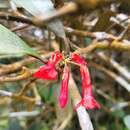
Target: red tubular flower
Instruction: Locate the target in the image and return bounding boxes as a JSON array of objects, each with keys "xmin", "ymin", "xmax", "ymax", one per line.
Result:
[
  {"xmin": 79, "ymin": 65, "xmax": 100, "ymax": 109},
  {"xmin": 59, "ymin": 65, "xmax": 70, "ymax": 108},
  {"xmin": 71, "ymin": 53, "xmax": 100, "ymax": 110},
  {"xmin": 33, "ymin": 63, "xmax": 58, "ymax": 80},
  {"xmin": 34, "ymin": 51, "xmax": 62, "ymax": 80}
]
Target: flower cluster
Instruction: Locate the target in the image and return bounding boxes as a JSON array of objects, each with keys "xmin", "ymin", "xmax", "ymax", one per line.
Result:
[{"xmin": 34, "ymin": 51, "xmax": 100, "ymax": 110}]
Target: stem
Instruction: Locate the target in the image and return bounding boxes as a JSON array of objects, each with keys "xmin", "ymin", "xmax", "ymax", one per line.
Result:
[
  {"xmin": 28, "ymin": 54, "xmax": 46, "ymax": 64},
  {"xmin": 63, "ymin": 37, "xmax": 70, "ymax": 54}
]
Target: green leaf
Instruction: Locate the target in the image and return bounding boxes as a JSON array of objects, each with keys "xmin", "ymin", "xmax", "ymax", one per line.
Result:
[
  {"xmin": 12, "ymin": 0, "xmax": 66, "ymax": 38},
  {"xmin": 124, "ymin": 115, "xmax": 130, "ymax": 130},
  {"xmin": 0, "ymin": 24, "xmax": 39, "ymax": 56}
]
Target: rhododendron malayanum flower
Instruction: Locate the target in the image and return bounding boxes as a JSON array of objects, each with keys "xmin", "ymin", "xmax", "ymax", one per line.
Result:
[
  {"xmin": 71, "ymin": 53, "xmax": 100, "ymax": 109},
  {"xmin": 34, "ymin": 51, "xmax": 100, "ymax": 110}
]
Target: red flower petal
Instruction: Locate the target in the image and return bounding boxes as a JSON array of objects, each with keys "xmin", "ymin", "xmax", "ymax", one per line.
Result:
[
  {"xmin": 80, "ymin": 65, "xmax": 91, "ymax": 94},
  {"xmin": 59, "ymin": 65, "xmax": 70, "ymax": 108},
  {"xmin": 49, "ymin": 51, "xmax": 62, "ymax": 64},
  {"xmin": 34, "ymin": 51, "xmax": 62, "ymax": 80},
  {"xmin": 75, "ymin": 95, "xmax": 100, "ymax": 110},
  {"xmin": 71, "ymin": 53, "xmax": 86, "ymax": 65},
  {"xmin": 34, "ymin": 63, "xmax": 58, "ymax": 80}
]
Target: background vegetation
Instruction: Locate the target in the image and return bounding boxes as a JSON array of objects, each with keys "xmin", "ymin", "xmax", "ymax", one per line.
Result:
[{"xmin": 0, "ymin": 0, "xmax": 130, "ymax": 130}]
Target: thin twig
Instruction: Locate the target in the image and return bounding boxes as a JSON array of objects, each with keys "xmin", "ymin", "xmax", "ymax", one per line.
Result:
[
  {"xmin": 90, "ymin": 62, "xmax": 130, "ymax": 92},
  {"xmin": 57, "ymin": 112, "xmax": 73, "ymax": 130},
  {"xmin": 76, "ymin": 40, "xmax": 130, "ymax": 54},
  {"xmin": 0, "ymin": 53, "xmax": 51, "ymax": 76},
  {"xmin": 97, "ymin": 52, "xmax": 130, "ymax": 81},
  {"xmin": 19, "ymin": 78, "xmax": 36, "ymax": 96},
  {"xmin": 0, "ymin": 67, "xmax": 32, "ymax": 82}
]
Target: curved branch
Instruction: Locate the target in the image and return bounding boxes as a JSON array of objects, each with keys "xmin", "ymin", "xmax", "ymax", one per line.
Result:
[
  {"xmin": 0, "ymin": 67, "xmax": 32, "ymax": 82},
  {"xmin": 76, "ymin": 40, "xmax": 130, "ymax": 54}
]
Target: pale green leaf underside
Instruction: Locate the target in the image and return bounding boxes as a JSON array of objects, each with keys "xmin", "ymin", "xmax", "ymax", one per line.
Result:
[{"xmin": 0, "ymin": 24, "xmax": 38, "ymax": 56}]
